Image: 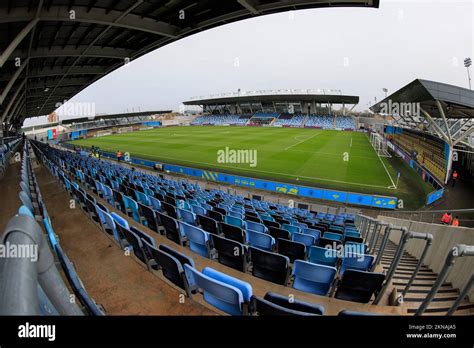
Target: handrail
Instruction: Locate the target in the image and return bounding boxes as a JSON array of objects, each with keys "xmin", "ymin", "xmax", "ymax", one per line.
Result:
[
  {"xmin": 0, "ymin": 214, "xmax": 83, "ymax": 315},
  {"xmin": 416, "ymin": 244, "xmax": 474, "ymax": 315},
  {"xmin": 374, "ymin": 230, "xmax": 433, "ymax": 305}
]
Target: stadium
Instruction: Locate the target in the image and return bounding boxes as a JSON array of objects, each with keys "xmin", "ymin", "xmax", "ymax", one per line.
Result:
[{"xmin": 0, "ymin": 0, "xmax": 473, "ymax": 345}]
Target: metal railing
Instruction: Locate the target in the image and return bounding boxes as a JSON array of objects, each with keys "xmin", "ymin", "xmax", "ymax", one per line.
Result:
[{"xmin": 416, "ymin": 244, "xmax": 474, "ymax": 315}]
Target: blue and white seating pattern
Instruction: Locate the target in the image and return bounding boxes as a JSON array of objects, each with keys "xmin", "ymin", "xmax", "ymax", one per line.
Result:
[{"xmin": 31, "ymin": 140, "xmax": 386, "ymax": 315}]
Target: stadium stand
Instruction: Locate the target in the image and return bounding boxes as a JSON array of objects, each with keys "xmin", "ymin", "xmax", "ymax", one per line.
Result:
[
  {"xmin": 274, "ymin": 114, "xmax": 305, "ymax": 127},
  {"xmin": 2, "ymin": 139, "xmax": 472, "ymax": 316},
  {"xmin": 390, "ymin": 129, "xmax": 447, "ymax": 182},
  {"xmin": 0, "ymin": 141, "xmax": 104, "ymax": 315}
]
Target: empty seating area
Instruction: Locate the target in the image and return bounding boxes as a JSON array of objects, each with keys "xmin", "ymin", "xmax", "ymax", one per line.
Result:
[
  {"xmin": 28, "ymin": 139, "xmax": 398, "ymax": 315},
  {"xmin": 305, "ymin": 115, "xmax": 335, "ymax": 129},
  {"xmin": 0, "ymin": 137, "xmax": 22, "ymax": 180},
  {"xmin": 274, "ymin": 114, "xmax": 305, "ymax": 127},
  {"xmin": 391, "ymin": 130, "xmax": 446, "ymax": 182},
  {"xmin": 335, "ymin": 116, "xmax": 356, "ymax": 130},
  {"xmin": 190, "ymin": 113, "xmax": 358, "ymax": 131},
  {"xmin": 0, "ymin": 141, "xmax": 104, "ymax": 315},
  {"xmin": 191, "ymin": 114, "xmax": 249, "ymax": 125}
]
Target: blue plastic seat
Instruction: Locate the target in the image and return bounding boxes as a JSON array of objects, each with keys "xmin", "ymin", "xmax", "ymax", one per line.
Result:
[
  {"xmin": 135, "ymin": 191, "xmax": 150, "ymax": 206},
  {"xmin": 323, "ymin": 232, "xmax": 343, "ymax": 241},
  {"xmin": 292, "ymin": 233, "xmax": 316, "ymax": 248},
  {"xmin": 340, "ymin": 253, "xmax": 374, "ymax": 276},
  {"xmin": 246, "ymin": 229, "xmax": 275, "ymax": 251},
  {"xmin": 191, "ymin": 204, "xmax": 206, "ymax": 216},
  {"xmin": 308, "ymin": 246, "xmax": 338, "ymax": 267},
  {"xmin": 282, "ymin": 223, "xmax": 300, "ymax": 235},
  {"xmin": 292, "ymin": 260, "xmax": 337, "ymax": 296},
  {"xmin": 224, "ymin": 215, "xmax": 246, "ymax": 229},
  {"xmin": 179, "ymin": 221, "xmax": 211, "ymax": 258},
  {"xmin": 148, "ymin": 196, "xmax": 162, "ymax": 211},
  {"xmin": 122, "ymin": 195, "xmax": 140, "ymax": 222},
  {"xmin": 103, "ymin": 211, "xmax": 119, "ymax": 241},
  {"xmin": 345, "ymin": 241, "xmax": 368, "ymax": 254},
  {"xmin": 18, "ymin": 205, "xmax": 34, "ymax": 218},
  {"xmin": 184, "ymin": 265, "xmax": 252, "ymax": 315},
  {"xmin": 302, "ymin": 228, "xmax": 321, "ymax": 243},
  {"xmin": 177, "ymin": 208, "xmax": 197, "ymax": 225},
  {"xmin": 246, "ymin": 220, "xmax": 267, "ymax": 234}
]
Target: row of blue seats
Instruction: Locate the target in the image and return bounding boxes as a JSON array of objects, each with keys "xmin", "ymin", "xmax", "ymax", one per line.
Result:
[
  {"xmin": 35, "ymin": 141, "xmax": 385, "ymax": 306},
  {"xmin": 20, "ymin": 141, "xmax": 104, "ymax": 315}
]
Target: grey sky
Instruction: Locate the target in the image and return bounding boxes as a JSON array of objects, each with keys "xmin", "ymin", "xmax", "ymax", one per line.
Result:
[{"xmin": 24, "ymin": 0, "xmax": 474, "ymax": 126}]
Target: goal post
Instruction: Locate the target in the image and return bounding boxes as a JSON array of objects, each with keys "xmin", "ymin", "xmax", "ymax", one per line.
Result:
[{"xmin": 370, "ymin": 132, "xmax": 391, "ymax": 158}]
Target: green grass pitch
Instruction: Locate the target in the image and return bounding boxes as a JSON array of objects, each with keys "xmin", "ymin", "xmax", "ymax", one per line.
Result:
[{"xmin": 70, "ymin": 126, "xmax": 432, "ymax": 207}]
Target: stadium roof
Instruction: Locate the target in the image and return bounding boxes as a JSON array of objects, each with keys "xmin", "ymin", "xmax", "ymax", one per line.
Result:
[
  {"xmin": 0, "ymin": 0, "xmax": 379, "ymax": 128},
  {"xmin": 59, "ymin": 109, "xmax": 170, "ymax": 124},
  {"xmin": 371, "ymin": 79, "xmax": 474, "ymax": 147},
  {"xmin": 183, "ymin": 89, "xmax": 359, "ymax": 105}
]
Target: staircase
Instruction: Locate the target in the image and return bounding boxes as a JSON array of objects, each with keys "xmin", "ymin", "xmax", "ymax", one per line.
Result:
[{"xmin": 380, "ymin": 240, "xmax": 474, "ymax": 315}]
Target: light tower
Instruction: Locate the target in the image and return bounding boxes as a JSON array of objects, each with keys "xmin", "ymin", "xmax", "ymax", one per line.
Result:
[{"xmin": 465, "ymin": 57, "xmax": 472, "ymax": 90}]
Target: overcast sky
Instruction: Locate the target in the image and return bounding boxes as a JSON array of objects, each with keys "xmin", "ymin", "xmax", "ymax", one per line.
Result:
[{"xmin": 24, "ymin": 0, "xmax": 474, "ymax": 126}]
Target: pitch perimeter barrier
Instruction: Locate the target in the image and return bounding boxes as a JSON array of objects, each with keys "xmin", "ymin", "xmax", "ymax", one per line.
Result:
[{"xmin": 69, "ymin": 146, "xmax": 398, "ymax": 210}]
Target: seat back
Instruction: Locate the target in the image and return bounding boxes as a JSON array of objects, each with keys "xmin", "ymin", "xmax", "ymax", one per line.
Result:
[
  {"xmin": 246, "ymin": 230, "xmax": 275, "ymax": 251},
  {"xmin": 220, "ymin": 222, "xmax": 245, "ymax": 243},
  {"xmin": 177, "ymin": 208, "xmax": 196, "ymax": 225},
  {"xmin": 208, "ymin": 210, "xmax": 223, "ymax": 222},
  {"xmin": 277, "ymin": 239, "xmax": 306, "ymax": 263},
  {"xmin": 143, "ymin": 240, "xmax": 187, "ymax": 291},
  {"xmin": 249, "ymin": 247, "xmax": 289, "ymax": 285},
  {"xmin": 323, "ymin": 232, "xmax": 343, "ymax": 241},
  {"xmin": 335, "ymin": 270, "xmax": 385, "ymax": 303},
  {"xmin": 158, "ymin": 212, "xmax": 184, "ymax": 245},
  {"xmin": 179, "ymin": 222, "xmax": 210, "ymax": 258},
  {"xmin": 211, "ymin": 234, "xmax": 246, "ymax": 271},
  {"xmin": 292, "ymin": 260, "xmax": 337, "ymax": 296},
  {"xmin": 224, "ymin": 215, "xmax": 245, "ymax": 229},
  {"xmin": 269, "ymin": 227, "xmax": 291, "ymax": 241},
  {"xmin": 158, "ymin": 244, "xmax": 195, "ymax": 268},
  {"xmin": 292, "ymin": 233, "xmax": 316, "ymax": 248},
  {"xmin": 308, "ymin": 246, "xmax": 338, "ymax": 267},
  {"xmin": 184, "ymin": 265, "xmax": 250, "ymax": 315},
  {"xmin": 138, "ymin": 203, "xmax": 158, "ymax": 232},
  {"xmin": 246, "ymin": 220, "xmax": 267, "ymax": 234},
  {"xmin": 340, "ymin": 253, "xmax": 374, "ymax": 276},
  {"xmin": 261, "ymin": 291, "xmax": 324, "ymax": 315},
  {"xmin": 282, "ymin": 224, "xmax": 300, "ymax": 235},
  {"xmin": 197, "ymin": 214, "xmax": 219, "ymax": 235},
  {"xmin": 301, "ymin": 228, "xmax": 321, "ymax": 243}
]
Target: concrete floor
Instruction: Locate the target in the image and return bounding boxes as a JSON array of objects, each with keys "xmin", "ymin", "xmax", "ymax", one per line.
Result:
[
  {"xmin": 34, "ymin": 165, "xmax": 214, "ymax": 315},
  {"xmin": 0, "ymin": 161, "xmax": 22, "ymax": 232}
]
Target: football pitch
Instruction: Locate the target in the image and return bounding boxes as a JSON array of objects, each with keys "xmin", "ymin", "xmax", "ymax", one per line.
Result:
[{"xmin": 70, "ymin": 126, "xmax": 406, "ymax": 197}]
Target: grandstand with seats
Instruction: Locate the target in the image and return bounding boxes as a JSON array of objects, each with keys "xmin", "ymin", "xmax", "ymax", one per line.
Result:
[{"xmin": 0, "ymin": 2, "xmax": 473, "ymax": 346}]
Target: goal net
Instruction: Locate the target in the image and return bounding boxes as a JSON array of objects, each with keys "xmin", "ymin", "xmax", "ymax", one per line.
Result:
[
  {"xmin": 118, "ymin": 126, "xmax": 134, "ymax": 134},
  {"xmin": 95, "ymin": 130, "xmax": 112, "ymax": 137},
  {"xmin": 370, "ymin": 132, "xmax": 391, "ymax": 157}
]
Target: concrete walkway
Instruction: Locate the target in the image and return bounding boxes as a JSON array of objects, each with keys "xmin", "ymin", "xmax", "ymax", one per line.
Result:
[{"xmin": 34, "ymin": 164, "xmax": 214, "ymax": 315}]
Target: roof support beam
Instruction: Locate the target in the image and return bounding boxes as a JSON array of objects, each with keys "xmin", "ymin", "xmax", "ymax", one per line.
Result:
[
  {"xmin": 7, "ymin": 96, "xmax": 26, "ymax": 123},
  {"xmin": 1, "ymin": 79, "xmax": 26, "ymax": 123},
  {"xmin": 436, "ymin": 100, "xmax": 452, "ymax": 143},
  {"xmin": 0, "ymin": 5, "xmax": 179, "ymax": 38},
  {"xmin": 237, "ymin": 0, "xmax": 261, "ymax": 15},
  {"xmin": 0, "ymin": 57, "xmax": 29, "ymax": 104},
  {"xmin": 420, "ymin": 107, "xmax": 451, "ymax": 144},
  {"xmin": 453, "ymin": 125, "xmax": 474, "ymax": 146},
  {"xmin": 38, "ymin": 0, "xmax": 145, "ymax": 114},
  {"xmin": 0, "ymin": 19, "xmax": 39, "ymax": 68}
]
